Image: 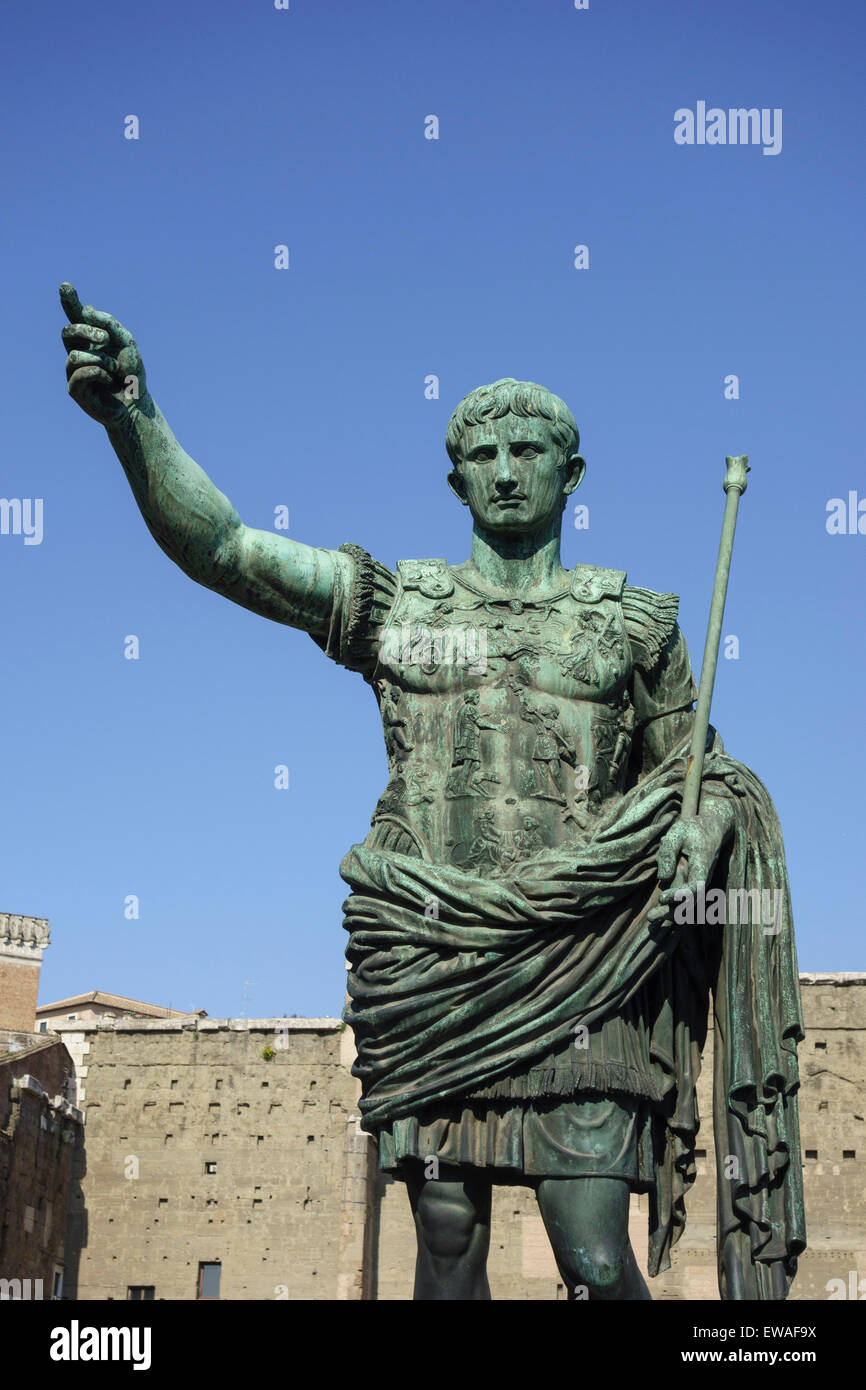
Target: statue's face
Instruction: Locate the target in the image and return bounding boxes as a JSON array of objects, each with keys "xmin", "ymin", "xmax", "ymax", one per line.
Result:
[{"xmin": 449, "ymin": 413, "xmax": 584, "ymax": 535}]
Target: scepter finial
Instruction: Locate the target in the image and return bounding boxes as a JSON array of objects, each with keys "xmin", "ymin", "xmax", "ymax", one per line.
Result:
[{"xmin": 724, "ymin": 454, "xmax": 750, "ymax": 495}]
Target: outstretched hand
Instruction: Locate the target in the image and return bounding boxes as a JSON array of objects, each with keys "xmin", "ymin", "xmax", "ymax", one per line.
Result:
[{"xmin": 60, "ymin": 283, "xmax": 149, "ymax": 425}]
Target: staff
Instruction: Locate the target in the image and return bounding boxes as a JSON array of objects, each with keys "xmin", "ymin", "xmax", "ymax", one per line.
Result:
[{"xmin": 681, "ymin": 454, "xmax": 750, "ymax": 818}]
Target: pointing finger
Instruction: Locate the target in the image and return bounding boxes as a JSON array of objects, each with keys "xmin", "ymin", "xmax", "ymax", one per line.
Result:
[{"xmin": 59, "ymin": 282, "xmax": 85, "ymax": 322}]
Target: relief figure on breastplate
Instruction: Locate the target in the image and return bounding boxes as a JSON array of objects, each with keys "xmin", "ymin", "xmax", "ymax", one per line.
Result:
[
  {"xmin": 443, "ymin": 688, "xmax": 504, "ymax": 799},
  {"xmin": 515, "ymin": 688, "xmax": 574, "ymax": 805}
]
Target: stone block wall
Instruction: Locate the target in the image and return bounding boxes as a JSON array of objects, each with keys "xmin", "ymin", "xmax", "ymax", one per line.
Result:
[
  {"xmin": 60, "ymin": 1018, "xmax": 363, "ymax": 1300},
  {"xmin": 0, "ymin": 1037, "xmax": 82, "ymax": 1295}
]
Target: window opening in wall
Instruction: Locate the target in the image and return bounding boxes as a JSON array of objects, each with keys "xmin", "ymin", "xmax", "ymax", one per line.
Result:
[
  {"xmin": 197, "ymin": 1263, "xmax": 221, "ymax": 1300},
  {"xmin": 127, "ymin": 1286, "xmax": 155, "ymax": 1301},
  {"xmin": 204, "ymin": 1161, "xmax": 217, "ymax": 1175}
]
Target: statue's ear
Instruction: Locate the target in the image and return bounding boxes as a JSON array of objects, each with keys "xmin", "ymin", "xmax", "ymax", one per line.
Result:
[
  {"xmin": 448, "ymin": 469, "xmax": 469, "ymax": 506},
  {"xmin": 563, "ymin": 453, "xmax": 586, "ymax": 497}
]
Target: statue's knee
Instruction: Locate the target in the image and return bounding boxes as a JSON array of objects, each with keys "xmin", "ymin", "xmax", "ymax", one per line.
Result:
[
  {"xmin": 415, "ymin": 1184, "xmax": 480, "ymax": 1260},
  {"xmin": 563, "ymin": 1239, "xmax": 626, "ymax": 1296}
]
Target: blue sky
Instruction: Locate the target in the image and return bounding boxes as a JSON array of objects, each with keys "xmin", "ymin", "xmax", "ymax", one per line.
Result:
[{"xmin": 2, "ymin": 0, "xmax": 864, "ymax": 1019}]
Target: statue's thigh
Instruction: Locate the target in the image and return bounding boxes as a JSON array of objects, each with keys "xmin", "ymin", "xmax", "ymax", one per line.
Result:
[{"xmin": 535, "ymin": 1172, "xmax": 631, "ymax": 1246}]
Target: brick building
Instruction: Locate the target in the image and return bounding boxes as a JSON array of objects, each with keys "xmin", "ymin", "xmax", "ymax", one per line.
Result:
[
  {"xmin": 0, "ymin": 915, "xmax": 83, "ymax": 1298},
  {"xmin": 0, "ymin": 913, "xmax": 50, "ymax": 1033},
  {"xmin": 57, "ymin": 1017, "xmax": 370, "ymax": 1300},
  {"xmin": 37, "ymin": 992, "xmax": 205, "ymax": 1031}
]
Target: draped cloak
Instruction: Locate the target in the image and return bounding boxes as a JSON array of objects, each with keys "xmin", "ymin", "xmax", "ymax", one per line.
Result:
[{"xmin": 320, "ymin": 546, "xmax": 806, "ymax": 1299}]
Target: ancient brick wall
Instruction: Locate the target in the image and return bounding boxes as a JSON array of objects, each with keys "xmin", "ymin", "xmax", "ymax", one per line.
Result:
[
  {"xmin": 0, "ymin": 959, "xmax": 41, "ymax": 1034},
  {"xmin": 0, "ymin": 914, "xmax": 50, "ymax": 1034},
  {"xmin": 61, "ymin": 1019, "xmax": 362, "ymax": 1300},
  {"xmin": 0, "ymin": 1038, "xmax": 82, "ymax": 1294}
]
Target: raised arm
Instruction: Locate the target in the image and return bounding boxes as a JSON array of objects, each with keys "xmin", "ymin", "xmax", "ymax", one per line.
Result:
[{"xmin": 59, "ymin": 283, "xmax": 349, "ymax": 637}]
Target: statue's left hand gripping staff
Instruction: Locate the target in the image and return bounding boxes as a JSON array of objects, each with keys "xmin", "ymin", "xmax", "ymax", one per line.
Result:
[{"xmin": 651, "ymin": 455, "xmax": 750, "ymax": 920}]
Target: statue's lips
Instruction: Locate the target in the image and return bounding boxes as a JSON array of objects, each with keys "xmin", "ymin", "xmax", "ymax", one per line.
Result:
[{"xmin": 491, "ymin": 496, "xmax": 526, "ymax": 507}]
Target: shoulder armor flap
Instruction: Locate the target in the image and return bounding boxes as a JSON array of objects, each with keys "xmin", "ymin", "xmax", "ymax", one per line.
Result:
[
  {"xmin": 570, "ymin": 564, "xmax": 627, "ymax": 604},
  {"xmin": 621, "ymin": 583, "xmax": 681, "ymax": 670},
  {"xmin": 397, "ymin": 557, "xmax": 454, "ymax": 599}
]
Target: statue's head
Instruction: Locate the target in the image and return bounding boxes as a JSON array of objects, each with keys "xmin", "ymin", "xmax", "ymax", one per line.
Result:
[{"xmin": 446, "ymin": 379, "xmax": 585, "ymax": 536}]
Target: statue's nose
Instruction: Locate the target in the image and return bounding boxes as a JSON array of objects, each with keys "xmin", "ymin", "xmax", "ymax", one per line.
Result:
[{"xmin": 494, "ymin": 450, "xmax": 516, "ymax": 488}]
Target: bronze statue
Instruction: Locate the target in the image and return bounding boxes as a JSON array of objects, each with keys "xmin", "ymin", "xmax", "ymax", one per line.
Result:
[{"xmin": 60, "ymin": 284, "xmax": 805, "ymax": 1300}]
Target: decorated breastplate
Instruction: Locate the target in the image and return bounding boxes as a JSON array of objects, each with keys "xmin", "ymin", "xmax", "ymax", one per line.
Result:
[{"xmin": 368, "ymin": 559, "xmax": 637, "ymax": 870}]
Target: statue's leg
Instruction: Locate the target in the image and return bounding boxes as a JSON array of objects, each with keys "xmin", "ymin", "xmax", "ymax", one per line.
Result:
[
  {"xmin": 404, "ymin": 1161, "xmax": 492, "ymax": 1301},
  {"xmin": 535, "ymin": 1175, "xmax": 651, "ymax": 1301}
]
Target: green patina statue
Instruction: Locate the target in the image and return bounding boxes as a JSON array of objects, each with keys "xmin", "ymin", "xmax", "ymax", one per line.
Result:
[{"xmin": 60, "ymin": 284, "xmax": 805, "ymax": 1300}]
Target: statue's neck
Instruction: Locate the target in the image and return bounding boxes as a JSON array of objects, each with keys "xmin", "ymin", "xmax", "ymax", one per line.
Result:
[{"xmin": 464, "ymin": 522, "xmax": 567, "ymax": 595}]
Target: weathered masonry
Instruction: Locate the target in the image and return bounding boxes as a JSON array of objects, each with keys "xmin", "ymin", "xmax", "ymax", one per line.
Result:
[
  {"xmin": 59, "ymin": 1018, "xmax": 371, "ymax": 1300},
  {"xmin": 0, "ymin": 1036, "xmax": 83, "ymax": 1297}
]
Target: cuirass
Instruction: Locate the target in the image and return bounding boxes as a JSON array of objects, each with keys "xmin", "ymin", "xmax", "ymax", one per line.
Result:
[{"xmin": 366, "ymin": 560, "xmax": 637, "ymax": 872}]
